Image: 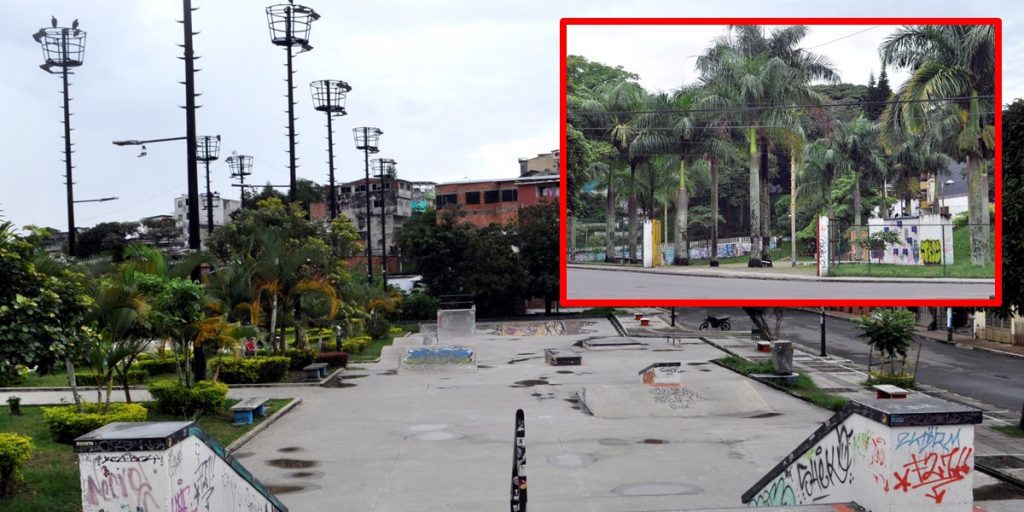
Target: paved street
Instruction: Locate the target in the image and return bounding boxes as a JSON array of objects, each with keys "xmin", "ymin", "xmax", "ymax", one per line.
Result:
[
  {"xmin": 566, "ymin": 266, "xmax": 996, "ymax": 300},
  {"xmin": 662, "ymin": 308, "xmax": 1024, "ymax": 412}
]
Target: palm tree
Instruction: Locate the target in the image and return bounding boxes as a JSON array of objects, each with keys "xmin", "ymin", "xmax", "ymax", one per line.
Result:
[
  {"xmin": 833, "ymin": 117, "xmax": 888, "ymax": 232},
  {"xmin": 883, "ymin": 130, "xmax": 954, "ymax": 217},
  {"xmin": 802, "ymin": 139, "xmax": 845, "ymax": 221},
  {"xmin": 578, "ymin": 80, "xmax": 646, "ymax": 262},
  {"xmin": 880, "ymin": 24, "xmax": 995, "ymax": 265}
]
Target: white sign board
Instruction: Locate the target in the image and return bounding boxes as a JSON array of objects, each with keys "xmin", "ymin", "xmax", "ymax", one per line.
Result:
[
  {"xmin": 642, "ymin": 219, "xmax": 654, "ymax": 267},
  {"xmin": 817, "ymin": 216, "xmax": 830, "ymax": 277}
]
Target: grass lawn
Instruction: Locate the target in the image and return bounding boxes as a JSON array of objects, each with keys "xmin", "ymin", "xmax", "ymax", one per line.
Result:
[
  {"xmin": 828, "ymin": 227, "xmax": 995, "ymax": 278},
  {"xmin": 993, "ymin": 424, "xmax": 1024, "ymax": 438},
  {"xmin": 7, "ymin": 369, "xmax": 179, "ymax": 389},
  {"xmin": 715, "ymin": 355, "xmax": 849, "ymax": 412},
  {"xmin": 349, "ymin": 333, "xmax": 398, "ymax": 362},
  {"xmin": 0, "ymin": 398, "xmax": 290, "ymax": 511}
]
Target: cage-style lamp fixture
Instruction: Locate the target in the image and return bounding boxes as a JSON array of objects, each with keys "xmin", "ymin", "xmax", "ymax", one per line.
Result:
[
  {"xmin": 353, "ymin": 127, "xmax": 383, "ymax": 153},
  {"xmin": 195, "ymin": 135, "xmax": 221, "ymax": 161},
  {"xmin": 371, "ymin": 158, "xmax": 397, "ymax": 179},
  {"xmin": 266, "ymin": 3, "xmax": 319, "ymax": 50},
  {"xmin": 311, "ymin": 79, "xmax": 351, "ymax": 114},
  {"xmin": 33, "ymin": 24, "xmax": 87, "ymax": 73},
  {"xmin": 227, "ymin": 153, "xmax": 253, "ymax": 178}
]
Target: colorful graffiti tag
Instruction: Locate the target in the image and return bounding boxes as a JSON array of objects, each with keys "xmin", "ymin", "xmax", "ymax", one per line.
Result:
[
  {"xmin": 487, "ymin": 320, "xmax": 596, "ymax": 337},
  {"xmin": 404, "ymin": 345, "xmax": 475, "ymax": 365}
]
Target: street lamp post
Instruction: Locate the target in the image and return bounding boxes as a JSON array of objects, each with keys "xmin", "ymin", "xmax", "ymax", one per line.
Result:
[
  {"xmin": 196, "ymin": 135, "xmax": 221, "ymax": 234},
  {"xmin": 310, "ymin": 80, "xmax": 351, "ymax": 220},
  {"xmin": 266, "ymin": 1, "xmax": 319, "ymax": 203},
  {"xmin": 372, "ymin": 158, "xmax": 396, "ymax": 288},
  {"xmin": 226, "ymin": 153, "xmax": 254, "ymax": 208},
  {"xmin": 33, "ymin": 18, "xmax": 87, "ymax": 256},
  {"xmin": 353, "ymin": 127, "xmax": 382, "ymax": 284}
]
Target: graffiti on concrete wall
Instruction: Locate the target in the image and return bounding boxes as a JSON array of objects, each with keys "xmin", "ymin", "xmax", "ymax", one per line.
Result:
[
  {"xmin": 404, "ymin": 345, "xmax": 475, "ymax": 365},
  {"xmin": 867, "ymin": 215, "xmax": 953, "ymax": 266},
  {"xmin": 648, "ymin": 386, "xmax": 703, "ymax": 409},
  {"xmin": 80, "ymin": 452, "xmax": 163, "ymax": 512},
  {"xmin": 487, "ymin": 320, "xmax": 596, "ymax": 337}
]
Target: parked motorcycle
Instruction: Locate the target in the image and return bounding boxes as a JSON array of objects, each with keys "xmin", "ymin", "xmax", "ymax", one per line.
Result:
[{"xmin": 699, "ymin": 314, "xmax": 732, "ymax": 331}]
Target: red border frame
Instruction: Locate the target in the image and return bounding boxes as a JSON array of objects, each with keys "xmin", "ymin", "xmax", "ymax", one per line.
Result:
[{"xmin": 559, "ymin": 17, "xmax": 1002, "ymax": 308}]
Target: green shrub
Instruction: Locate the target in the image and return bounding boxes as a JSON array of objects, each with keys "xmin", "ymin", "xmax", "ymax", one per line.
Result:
[
  {"xmin": 80, "ymin": 369, "xmax": 150, "ymax": 385},
  {"xmin": 217, "ymin": 357, "xmax": 289, "ymax": 384},
  {"xmin": 401, "ymin": 292, "xmax": 438, "ymax": 321},
  {"xmin": 388, "ymin": 326, "xmax": 404, "ymax": 337},
  {"xmin": 42, "ymin": 403, "xmax": 148, "ymax": 444},
  {"xmin": 342, "ymin": 336, "xmax": 372, "ymax": 354},
  {"xmin": 136, "ymin": 358, "xmax": 178, "ymax": 375},
  {"xmin": 0, "ymin": 433, "xmax": 34, "ymax": 498},
  {"xmin": 285, "ymin": 349, "xmax": 318, "ymax": 371},
  {"xmin": 148, "ymin": 380, "xmax": 228, "ymax": 417},
  {"xmin": 366, "ymin": 315, "xmax": 390, "ymax": 340}
]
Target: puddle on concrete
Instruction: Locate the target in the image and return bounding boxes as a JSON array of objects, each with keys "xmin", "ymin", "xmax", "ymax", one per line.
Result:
[
  {"xmin": 547, "ymin": 453, "xmax": 597, "ymax": 468},
  {"xmin": 511, "ymin": 379, "xmax": 549, "ymax": 387},
  {"xmin": 233, "ymin": 451, "xmax": 254, "ymax": 459},
  {"xmin": 974, "ymin": 483, "xmax": 1024, "ymax": 501},
  {"xmin": 749, "ymin": 412, "xmax": 782, "ymax": 419},
  {"xmin": 287, "ymin": 470, "xmax": 324, "ymax": 479},
  {"xmin": 335, "ymin": 382, "xmax": 357, "ymax": 388},
  {"xmin": 639, "ymin": 438, "xmax": 669, "ymax": 445},
  {"xmin": 277, "ymin": 447, "xmax": 303, "ymax": 453},
  {"xmin": 564, "ymin": 398, "xmax": 579, "ymax": 404},
  {"xmin": 598, "ymin": 438, "xmax": 630, "ymax": 446},
  {"xmin": 479, "ymin": 365, "xmax": 494, "ymax": 369},
  {"xmin": 700, "ymin": 368, "xmax": 711, "ymax": 372},
  {"xmin": 556, "ymin": 370, "xmax": 574, "ymax": 374},
  {"xmin": 378, "ymin": 369, "xmax": 398, "ymax": 376},
  {"xmin": 531, "ymin": 392, "xmax": 542, "ymax": 397},
  {"xmin": 507, "ymin": 357, "xmax": 542, "ymax": 365},
  {"xmin": 266, "ymin": 484, "xmax": 306, "ymax": 494},
  {"xmin": 517, "ymin": 352, "xmax": 536, "ymax": 356},
  {"xmin": 340, "ymin": 374, "xmax": 366, "ymax": 380},
  {"xmin": 612, "ymin": 481, "xmax": 704, "ymax": 497},
  {"xmin": 687, "ymin": 362, "xmax": 709, "ymax": 366},
  {"xmin": 266, "ymin": 458, "xmax": 320, "ymax": 469}
]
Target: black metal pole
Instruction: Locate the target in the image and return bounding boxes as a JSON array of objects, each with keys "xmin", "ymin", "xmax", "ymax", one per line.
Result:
[
  {"xmin": 204, "ymin": 159, "xmax": 214, "ymax": 234},
  {"xmin": 820, "ymin": 307, "xmax": 827, "ymax": 357},
  {"xmin": 326, "ymin": 90, "xmax": 337, "ymax": 220},
  {"xmin": 380, "ymin": 169, "xmax": 388, "ymax": 288},
  {"xmin": 363, "ymin": 132, "xmax": 373, "ymax": 284},
  {"xmin": 670, "ymin": 307, "xmax": 676, "ymax": 327},
  {"xmin": 239, "ymin": 171, "xmax": 246, "ymax": 209},
  {"xmin": 285, "ymin": 7, "xmax": 297, "ymax": 203},
  {"xmin": 60, "ymin": 30, "xmax": 77, "ymax": 257},
  {"xmin": 182, "ymin": 0, "xmax": 201, "ymax": 253}
]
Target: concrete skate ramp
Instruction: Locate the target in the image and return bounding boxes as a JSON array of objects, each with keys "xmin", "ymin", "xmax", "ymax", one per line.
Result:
[
  {"xmin": 578, "ymin": 380, "xmax": 772, "ymax": 419},
  {"xmin": 437, "ymin": 308, "xmax": 474, "ymax": 341},
  {"xmin": 482, "ymin": 319, "xmax": 598, "ymax": 336},
  {"xmin": 399, "ymin": 344, "xmax": 477, "ymax": 373}
]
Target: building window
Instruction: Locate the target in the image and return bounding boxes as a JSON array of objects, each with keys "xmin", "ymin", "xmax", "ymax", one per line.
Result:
[
  {"xmin": 541, "ymin": 186, "xmax": 559, "ymax": 197},
  {"xmin": 341, "ymin": 186, "xmax": 352, "ymax": 194},
  {"xmin": 484, "ymin": 190, "xmax": 499, "ymax": 204},
  {"xmin": 437, "ymin": 193, "xmax": 458, "ymax": 207},
  {"xmin": 465, "ymin": 191, "xmax": 481, "ymax": 204},
  {"xmin": 501, "ymin": 189, "xmax": 518, "ymax": 202}
]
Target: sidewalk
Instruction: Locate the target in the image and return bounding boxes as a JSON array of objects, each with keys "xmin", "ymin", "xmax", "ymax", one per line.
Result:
[
  {"xmin": 812, "ymin": 308, "xmax": 1024, "ymax": 359},
  {"xmin": 569, "ymin": 262, "xmax": 994, "ymax": 284}
]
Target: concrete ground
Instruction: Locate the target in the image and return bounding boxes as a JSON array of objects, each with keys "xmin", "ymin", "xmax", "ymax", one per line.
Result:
[{"xmin": 235, "ymin": 319, "xmax": 836, "ymax": 511}]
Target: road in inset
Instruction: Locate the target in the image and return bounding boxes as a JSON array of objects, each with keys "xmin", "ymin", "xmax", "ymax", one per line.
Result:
[{"xmin": 567, "ymin": 267, "xmax": 995, "ymax": 300}]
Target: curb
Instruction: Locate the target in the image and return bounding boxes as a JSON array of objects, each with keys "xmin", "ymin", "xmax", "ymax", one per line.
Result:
[
  {"xmin": 227, "ymin": 397, "xmax": 303, "ymax": 453},
  {"xmin": 569, "ymin": 263, "xmax": 994, "ymax": 285},
  {"xmin": 318, "ymin": 366, "xmax": 345, "ymax": 386}
]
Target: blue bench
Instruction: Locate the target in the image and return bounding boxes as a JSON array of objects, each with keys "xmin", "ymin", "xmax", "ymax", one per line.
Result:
[
  {"xmin": 303, "ymin": 362, "xmax": 329, "ymax": 381},
  {"xmin": 231, "ymin": 397, "xmax": 269, "ymax": 425}
]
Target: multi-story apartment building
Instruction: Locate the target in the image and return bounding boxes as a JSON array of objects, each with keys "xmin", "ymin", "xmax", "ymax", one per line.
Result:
[
  {"xmin": 173, "ymin": 193, "xmax": 241, "ymax": 249},
  {"xmin": 336, "ymin": 177, "xmax": 414, "ymax": 261}
]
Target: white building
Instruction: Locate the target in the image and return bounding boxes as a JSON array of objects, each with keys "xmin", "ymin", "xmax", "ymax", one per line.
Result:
[{"xmin": 173, "ymin": 193, "xmax": 241, "ymax": 248}]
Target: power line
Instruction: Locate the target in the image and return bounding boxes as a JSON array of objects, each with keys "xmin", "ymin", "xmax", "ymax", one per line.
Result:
[
  {"xmin": 80, "ymin": 184, "xmax": 187, "ymax": 223},
  {"xmin": 805, "ymin": 26, "xmax": 879, "ymax": 49},
  {"xmin": 570, "ymin": 95, "xmax": 996, "ymax": 116},
  {"xmin": 576, "ymin": 112, "xmax": 997, "ymax": 132}
]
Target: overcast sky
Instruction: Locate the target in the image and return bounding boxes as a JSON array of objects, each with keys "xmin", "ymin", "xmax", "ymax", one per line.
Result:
[{"xmin": 2, "ymin": 1, "xmax": 1019, "ymax": 231}]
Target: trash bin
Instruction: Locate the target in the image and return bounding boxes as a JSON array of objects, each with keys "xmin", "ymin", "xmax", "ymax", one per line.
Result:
[{"xmin": 751, "ymin": 328, "xmax": 761, "ymax": 340}]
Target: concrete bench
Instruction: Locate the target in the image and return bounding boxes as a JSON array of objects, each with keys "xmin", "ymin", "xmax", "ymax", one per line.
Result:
[
  {"xmin": 639, "ymin": 317, "xmax": 651, "ymax": 326},
  {"xmin": 873, "ymin": 384, "xmax": 909, "ymax": 399},
  {"xmin": 544, "ymin": 348, "xmax": 581, "ymax": 366},
  {"xmin": 303, "ymin": 362, "xmax": 329, "ymax": 381},
  {"xmin": 230, "ymin": 397, "xmax": 269, "ymax": 425},
  {"xmin": 756, "ymin": 341, "xmax": 772, "ymax": 353}
]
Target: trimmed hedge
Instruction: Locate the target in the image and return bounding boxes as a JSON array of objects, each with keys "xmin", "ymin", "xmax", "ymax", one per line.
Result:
[
  {"xmin": 217, "ymin": 357, "xmax": 289, "ymax": 384},
  {"xmin": 0, "ymin": 432, "xmax": 34, "ymax": 499},
  {"xmin": 316, "ymin": 351, "xmax": 348, "ymax": 368},
  {"xmin": 136, "ymin": 358, "xmax": 178, "ymax": 375},
  {"xmin": 42, "ymin": 403, "xmax": 148, "ymax": 444},
  {"xmin": 148, "ymin": 380, "xmax": 228, "ymax": 417},
  {"xmin": 78, "ymin": 369, "xmax": 149, "ymax": 385},
  {"xmin": 342, "ymin": 336, "xmax": 371, "ymax": 354},
  {"xmin": 285, "ymin": 349, "xmax": 318, "ymax": 371}
]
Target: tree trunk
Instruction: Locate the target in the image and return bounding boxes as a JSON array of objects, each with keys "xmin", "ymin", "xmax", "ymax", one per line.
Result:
[
  {"xmin": 269, "ymin": 296, "xmax": 280, "ymax": 352},
  {"xmin": 966, "ymin": 155, "xmax": 989, "ymax": 266},
  {"xmin": 853, "ymin": 173, "xmax": 863, "ymax": 261},
  {"xmin": 711, "ymin": 154, "xmax": 720, "ymax": 267},
  {"xmin": 880, "ymin": 179, "xmax": 889, "ymax": 219},
  {"xmin": 65, "ymin": 357, "xmax": 83, "ymax": 413},
  {"xmin": 760, "ymin": 145, "xmax": 771, "ymax": 263},
  {"xmin": 104, "ymin": 373, "xmax": 114, "ymax": 412},
  {"xmin": 674, "ymin": 160, "xmax": 689, "ymax": 265},
  {"xmin": 605, "ymin": 170, "xmax": 616, "ymax": 262},
  {"xmin": 748, "ymin": 127, "xmax": 762, "ymax": 267},
  {"xmin": 790, "ymin": 152, "xmax": 798, "ymax": 267},
  {"xmin": 627, "ymin": 162, "xmax": 639, "ymax": 262}
]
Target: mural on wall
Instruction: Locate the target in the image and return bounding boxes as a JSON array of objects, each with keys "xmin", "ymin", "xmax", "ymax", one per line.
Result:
[
  {"xmin": 404, "ymin": 345, "xmax": 475, "ymax": 365},
  {"xmin": 746, "ymin": 414, "xmax": 974, "ymax": 510},
  {"xmin": 867, "ymin": 215, "xmax": 954, "ymax": 266},
  {"xmin": 487, "ymin": 320, "xmax": 596, "ymax": 337}
]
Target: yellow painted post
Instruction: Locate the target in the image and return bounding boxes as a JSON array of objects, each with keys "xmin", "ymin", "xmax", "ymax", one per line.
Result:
[{"xmin": 652, "ymin": 219, "xmax": 662, "ymax": 266}]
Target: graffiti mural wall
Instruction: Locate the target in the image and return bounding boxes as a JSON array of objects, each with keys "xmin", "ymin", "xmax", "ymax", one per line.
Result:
[
  {"xmin": 867, "ymin": 214, "xmax": 954, "ymax": 266},
  {"xmin": 486, "ymin": 320, "xmax": 597, "ymax": 337},
  {"xmin": 746, "ymin": 414, "xmax": 975, "ymax": 511}
]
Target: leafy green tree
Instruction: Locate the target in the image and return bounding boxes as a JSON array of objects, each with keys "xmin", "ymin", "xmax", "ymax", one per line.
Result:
[
  {"xmin": 518, "ymin": 202, "xmax": 559, "ymax": 313},
  {"xmin": 881, "ymin": 25, "xmax": 995, "ymax": 265},
  {"xmin": 76, "ymin": 221, "xmax": 140, "ymax": 260},
  {"xmin": 997, "ymin": 99, "xmax": 1024, "ymax": 320},
  {"xmin": 464, "ymin": 224, "xmax": 526, "ymax": 317},
  {"xmin": 397, "ymin": 208, "xmax": 474, "ymax": 297},
  {"xmin": 566, "ymin": 55, "xmax": 640, "ymax": 95},
  {"xmin": 856, "ymin": 309, "xmax": 916, "ymax": 374}
]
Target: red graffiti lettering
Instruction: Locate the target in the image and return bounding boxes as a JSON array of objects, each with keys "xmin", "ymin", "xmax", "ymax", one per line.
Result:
[{"xmin": 891, "ymin": 447, "xmax": 972, "ymax": 503}]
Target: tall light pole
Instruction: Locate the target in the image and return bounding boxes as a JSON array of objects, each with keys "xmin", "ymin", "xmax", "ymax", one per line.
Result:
[
  {"xmin": 372, "ymin": 158, "xmax": 396, "ymax": 288},
  {"xmin": 34, "ymin": 18, "xmax": 86, "ymax": 256},
  {"xmin": 266, "ymin": 1, "xmax": 319, "ymax": 203},
  {"xmin": 311, "ymin": 80, "xmax": 351, "ymax": 220},
  {"xmin": 353, "ymin": 127, "xmax": 382, "ymax": 283},
  {"xmin": 227, "ymin": 153, "xmax": 254, "ymax": 208},
  {"xmin": 196, "ymin": 135, "xmax": 221, "ymax": 234}
]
